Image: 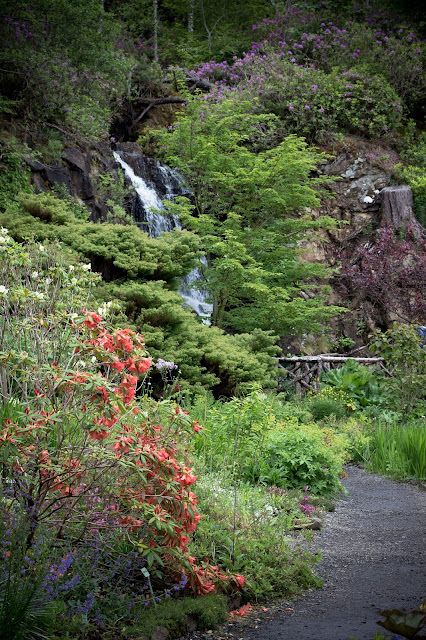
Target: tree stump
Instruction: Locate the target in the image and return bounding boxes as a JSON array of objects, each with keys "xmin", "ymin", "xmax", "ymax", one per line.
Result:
[{"xmin": 380, "ymin": 185, "xmax": 425, "ymax": 238}]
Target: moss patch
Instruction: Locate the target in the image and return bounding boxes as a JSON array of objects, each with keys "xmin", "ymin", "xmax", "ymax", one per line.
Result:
[{"xmin": 124, "ymin": 594, "xmax": 228, "ymax": 639}]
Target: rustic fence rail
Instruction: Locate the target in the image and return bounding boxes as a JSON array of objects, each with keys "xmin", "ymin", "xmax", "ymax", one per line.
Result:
[{"xmin": 277, "ymin": 354, "xmax": 391, "ymax": 394}]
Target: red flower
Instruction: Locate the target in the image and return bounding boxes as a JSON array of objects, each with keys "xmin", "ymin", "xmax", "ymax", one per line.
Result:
[
  {"xmin": 137, "ymin": 357, "xmax": 152, "ymax": 373},
  {"xmin": 234, "ymin": 574, "xmax": 245, "ymax": 587},
  {"xmin": 111, "ymin": 359, "xmax": 126, "ymax": 373},
  {"xmin": 84, "ymin": 311, "xmax": 103, "ymax": 329},
  {"xmin": 89, "ymin": 429, "xmax": 109, "ymax": 440}
]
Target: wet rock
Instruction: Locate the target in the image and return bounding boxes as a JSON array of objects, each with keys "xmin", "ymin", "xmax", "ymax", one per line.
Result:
[
  {"xmin": 186, "ymin": 614, "xmax": 198, "ymax": 633},
  {"xmin": 24, "ymin": 156, "xmax": 44, "ymax": 171},
  {"xmin": 151, "ymin": 626, "xmax": 170, "ymax": 640},
  {"xmin": 27, "ymin": 142, "xmax": 118, "ymax": 220},
  {"xmin": 45, "ymin": 166, "xmax": 70, "ymax": 188},
  {"xmin": 62, "ymin": 147, "xmax": 87, "ymax": 172}
]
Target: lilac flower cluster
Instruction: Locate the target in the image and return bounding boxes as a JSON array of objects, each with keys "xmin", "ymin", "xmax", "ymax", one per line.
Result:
[
  {"xmin": 155, "ymin": 358, "xmax": 178, "ymax": 371},
  {"xmin": 178, "ymin": 4, "xmax": 422, "ymax": 136}
]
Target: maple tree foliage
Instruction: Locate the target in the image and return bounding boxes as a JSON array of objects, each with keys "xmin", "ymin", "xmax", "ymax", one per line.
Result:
[{"xmin": 335, "ymin": 226, "xmax": 426, "ymax": 324}]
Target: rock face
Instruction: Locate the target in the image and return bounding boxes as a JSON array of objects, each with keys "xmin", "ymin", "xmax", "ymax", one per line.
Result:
[
  {"xmin": 318, "ymin": 145, "xmax": 395, "ymax": 240},
  {"xmin": 301, "ymin": 138, "xmax": 426, "ymax": 348},
  {"xmin": 26, "ymin": 141, "xmax": 118, "ymax": 220},
  {"xmin": 300, "ymin": 142, "xmax": 395, "ymax": 266}
]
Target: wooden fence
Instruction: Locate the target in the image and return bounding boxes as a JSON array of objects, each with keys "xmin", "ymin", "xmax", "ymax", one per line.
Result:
[{"xmin": 277, "ymin": 354, "xmax": 392, "ymax": 394}]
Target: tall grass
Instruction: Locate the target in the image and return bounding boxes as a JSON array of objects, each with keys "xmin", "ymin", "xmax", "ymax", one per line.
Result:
[{"xmin": 366, "ymin": 422, "xmax": 426, "ymax": 481}]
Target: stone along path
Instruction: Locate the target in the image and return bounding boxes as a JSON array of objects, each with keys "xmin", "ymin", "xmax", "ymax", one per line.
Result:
[{"xmin": 242, "ymin": 466, "xmax": 426, "ymax": 640}]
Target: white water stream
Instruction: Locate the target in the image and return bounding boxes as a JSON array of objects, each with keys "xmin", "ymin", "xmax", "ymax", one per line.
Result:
[{"xmin": 113, "ymin": 151, "xmax": 212, "ymax": 321}]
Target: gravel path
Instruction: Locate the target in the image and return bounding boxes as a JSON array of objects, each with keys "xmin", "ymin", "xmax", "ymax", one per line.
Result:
[{"xmin": 184, "ymin": 465, "xmax": 426, "ymax": 640}]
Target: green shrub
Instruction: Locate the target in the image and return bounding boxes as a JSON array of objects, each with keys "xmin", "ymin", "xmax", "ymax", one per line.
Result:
[
  {"xmin": 370, "ymin": 324, "xmax": 426, "ymax": 413},
  {"xmin": 0, "ymin": 192, "xmax": 201, "ymax": 281},
  {"xmin": 307, "ymin": 387, "xmax": 352, "ymax": 419},
  {"xmin": 124, "ymin": 594, "xmax": 227, "ymax": 638},
  {"xmin": 336, "ymin": 416, "xmax": 371, "ymax": 463},
  {"xmin": 274, "ymin": 399, "xmax": 314, "ymax": 424},
  {"xmin": 321, "ymin": 360, "xmax": 385, "ymax": 410},
  {"xmin": 309, "ymin": 397, "xmax": 348, "ymax": 420},
  {"xmin": 51, "ymin": 184, "xmax": 91, "ymax": 222},
  {"xmin": 189, "ymin": 391, "xmax": 348, "ymax": 495},
  {"xmin": 261, "ymin": 62, "xmax": 403, "ymax": 141},
  {"xmin": 189, "ymin": 477, "xmax": 320, "ymax": 600},
  {"xmin": 202, "ymin": 56, "xmax": 403, "ymax": 143},
  {"xmin": 17, "ymin": 192, "xmax": 74, "ymax": 225},
  {"xmin": 191, "ymin": 388, "xmax": 277, "ymax": 473},
  {"xmin": 242, "ymin": 420, "xmax": 346, "ymax": 496},
  {"xmin": 0, "ymin": 134, "xmax": 32, "ymax": 212},
  {"xmin": 398, "ymin": 120, "xmax": 426, "ymax": 169}
]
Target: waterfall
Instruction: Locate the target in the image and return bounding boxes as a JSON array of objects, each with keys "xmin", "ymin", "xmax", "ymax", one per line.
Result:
[
  {"xmin": 113, "ymin": 151, "xmax": 179, "ymax": 237},
  {"xmin": 179, "ymin": 257, "xmax": 213, "ymax": 319},
  {"xmin": 113, "ymin": 151, "xmax": 212, "ymax": 321}
]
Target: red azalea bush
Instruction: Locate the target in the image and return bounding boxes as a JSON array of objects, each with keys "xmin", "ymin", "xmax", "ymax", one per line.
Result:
[{"xmin": 0, "ymin": 230, "xmax": 243, "ymax": 599}]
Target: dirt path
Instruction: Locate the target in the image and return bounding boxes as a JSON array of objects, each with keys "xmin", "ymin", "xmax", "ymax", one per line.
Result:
[{"xmin": 185, "ymin": 465, "xmax": 426, "ymax": 640}]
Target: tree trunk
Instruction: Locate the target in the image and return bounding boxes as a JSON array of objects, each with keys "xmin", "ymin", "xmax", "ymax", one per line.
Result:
[
  {"xmin": 188, "ymin": 0, "xmax": 194, "ymax": 32},
  {"xmin": 380, "ymin": 185, "xmax": 425, "ymax": 238},
  {"xmin": 153, "ymin": 0, "xmax": 159, "ymax": 63}
]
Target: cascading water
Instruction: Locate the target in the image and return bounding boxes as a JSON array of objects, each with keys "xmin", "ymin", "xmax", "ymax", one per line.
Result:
[
  {"xmin": 113, "ymin": 150, "xmax": 213, "ymax": 320},
  {"xmin": 113, "ymin": 151, "xmax": 179, "ymax": 237}
]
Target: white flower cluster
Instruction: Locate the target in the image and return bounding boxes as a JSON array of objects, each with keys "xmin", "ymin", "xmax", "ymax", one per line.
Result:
[
  {"xmin": 0, "ymin": 285, "xmax": 9, "ymax": 296},
  {"xmin": 97, "ymin": 300, "xmax": 114, "ymax": 317},
  {"xmin": 0, "ymin": 228, "xmax": 11, "ymax": 246}
]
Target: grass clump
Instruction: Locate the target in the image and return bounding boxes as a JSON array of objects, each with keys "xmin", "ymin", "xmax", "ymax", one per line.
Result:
[{"xmin": 365, "ymin": 419, "xmax": 426, "ymax": 481}]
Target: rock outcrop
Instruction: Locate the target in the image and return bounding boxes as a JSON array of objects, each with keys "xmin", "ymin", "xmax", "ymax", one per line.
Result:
[{"xmin": 26, "ymin": 141, "xmax": 118, "ymax": 221}]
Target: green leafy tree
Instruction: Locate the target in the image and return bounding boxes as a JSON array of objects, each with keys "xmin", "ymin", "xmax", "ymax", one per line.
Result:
[
  {"xmin": 370, "ymin": 324, "xmax": 426, "ymax": 413},
  {"xmin": 157, "ymin": 94, "xmax": 344, "ymax": 333}
]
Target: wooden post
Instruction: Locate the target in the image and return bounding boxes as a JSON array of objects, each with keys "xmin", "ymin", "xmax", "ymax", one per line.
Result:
[{"xmin": 317, "ymin": 357, "xmax": 323, "ymax": 392}]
